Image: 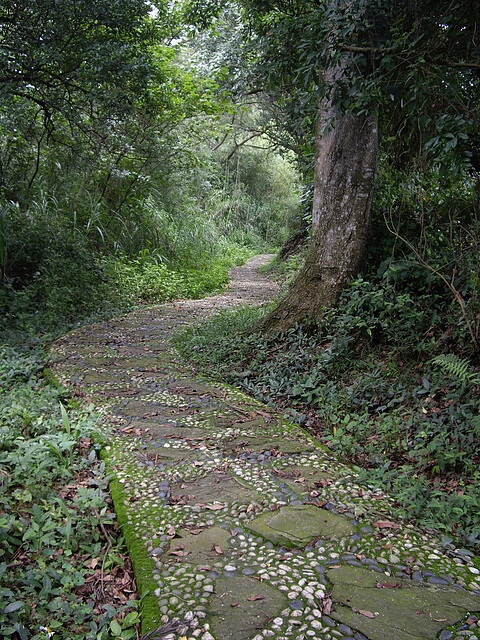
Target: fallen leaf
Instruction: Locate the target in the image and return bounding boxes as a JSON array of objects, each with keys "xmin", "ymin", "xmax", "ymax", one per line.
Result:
[
  {"xmin": 194, "ymin": 502, "xmax": 225, "ymax": 510},
  {"xmin": 213, "ymin": 545, "xmax": 223, "ymax": 555},
  {"xmin": 230, "ymin": 602, "xmax": 239, "ymax": 607},
  {"xmin": 86, "ymin": 557, "xmax": 101, "ymax": 569},
  {"xmin": 198, "ymin": 565, "xmax": 211, "ymax": 571},
  {"xmin": 253, "ymin": 410, "xmax": 272, "ymax": 419},
  {"xmin": 305, "ymin": 500, "xmax": 327, "ymax": 507},
  {"xmin": 247, "ymin": 595, "xmax": 265, "ymax": 601},
  {"xmin": 321, "ymin": 596, "xmax": 333, "ymax": 615},
  {"xmin": 168, "ymin": 550, "xmax": 190, "ymax": 557},
  {"xmin": 376, "ymin": 582, "xmax": 402, "ymax": 589},
  {"xmin": 356, "ymin": 610, "xmax": 376, "ymax": 619},
  {"xmin": 373, "ymin": 519, "xmax": 401, "ymax": 529}
]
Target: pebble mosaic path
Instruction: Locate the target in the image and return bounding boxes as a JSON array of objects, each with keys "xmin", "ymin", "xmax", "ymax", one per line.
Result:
[{"xmin": 50, "ymin": 255, "xmax": 480, "ymax": 640}]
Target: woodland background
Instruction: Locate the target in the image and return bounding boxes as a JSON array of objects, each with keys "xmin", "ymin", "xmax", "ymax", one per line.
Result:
[{"xmin": 1, "ymin": 1, "xmax": 479, "ymax": 637}]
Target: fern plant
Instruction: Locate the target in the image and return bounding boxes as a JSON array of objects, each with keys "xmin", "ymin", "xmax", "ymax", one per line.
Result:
[{"xmin": 431, "ymin": 354, "xmax": 480, "ymax": 385}]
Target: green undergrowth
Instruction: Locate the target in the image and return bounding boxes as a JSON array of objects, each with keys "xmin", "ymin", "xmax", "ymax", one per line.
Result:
[
  {"xmin": 0, "ymin": 346, "xmax": 140, "ymax": 639},
  {"xmin": 174, "ymin": 271, "xmax": 480, "ymax": 551},
  {"xmin": 0, "ymin": 244, "xmax": 253, "ymax": 341}
]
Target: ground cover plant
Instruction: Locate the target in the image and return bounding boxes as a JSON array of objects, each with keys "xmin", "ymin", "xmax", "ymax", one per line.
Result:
[
  {"xmin": 0, "ymin": 346, "xmax": 143, "ymax": 639},
  {"xmin": 174, "ymin": 258, "xmax": 480, "ymax": 551}
]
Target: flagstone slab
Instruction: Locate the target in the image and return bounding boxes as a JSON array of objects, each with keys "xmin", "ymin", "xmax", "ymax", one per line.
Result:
[
  {"xmin": 170, "ymin": 472, "xmax": 261, "ymax": 504},
  {"xmin": 328, "ymin": 565, "xmax": 480, "ymax": 640},
  {"xmin": 81, "ymin": 371, "xmax": 133, "ymax": 384},
  {"xmin": 247, "ymin": 504, "xmax": 355, "ymax": 547},
  {"xmin": 224, "ymin": 435, "xmax": 316, "ymax": 455},
  {"xmin": 141, "ymin": 447, "xmax": 197, "ymax": 463},
  {"xmin": 139, "ymin": 424, "xmax": 211, "ymax": 440},
  {"xmin": 168, "ymin": 379, "xmax": 226, "ymax": 397},
  {"xmin": 209, "ymin": 576, "xmax": 288, "ymax": 640},
  {"xmin": 271, "ymin": 464, "xmax": 334, "ymax": 494},
  {"xmin": 166, "ymin": 526, "xmax": 232, "ymax": 564},
  {"xmin": 112, "ymin": 400, "xmax": 178, "ymax": 419},
  {"xmin": 106, "ymin": 356, "xmax": 162, "ymax": 370}
]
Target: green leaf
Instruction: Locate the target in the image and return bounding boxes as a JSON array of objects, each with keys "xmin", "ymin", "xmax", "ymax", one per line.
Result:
[
  {"xmin": 123, "ymin": 611, "xmax": 140, "ymax": 626},
  {"xmin": 4, "ymin": 601, "xmax": 24, "ymax": 613},
  {"xmin": 110, "ymin": 619, "xmax": 123, "ymax": 636}
]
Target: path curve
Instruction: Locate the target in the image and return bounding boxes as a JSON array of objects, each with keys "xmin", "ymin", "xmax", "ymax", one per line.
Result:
[{"xmin": 51, "ymin": 256, "xmax": 480, "ymax": 640}]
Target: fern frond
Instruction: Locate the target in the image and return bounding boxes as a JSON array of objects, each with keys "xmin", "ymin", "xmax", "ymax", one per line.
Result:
[
  {"xmin": 471, "ymin": 415, "xmax": 480, "ymax": 437},
  {"xmin": 431, "ymin": 354, "xmax": 480, "ymax": 385}
]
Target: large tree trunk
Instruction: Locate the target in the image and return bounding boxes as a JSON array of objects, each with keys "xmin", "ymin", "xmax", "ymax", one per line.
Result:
[{"xmin": 260, "ymin": 88, "xmax": 378, "ymax": 332}]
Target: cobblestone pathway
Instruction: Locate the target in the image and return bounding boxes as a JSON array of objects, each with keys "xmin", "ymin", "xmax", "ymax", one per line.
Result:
[{"xmin": 51, "ymin": 256, "xmax": 480, "ymax": 640}]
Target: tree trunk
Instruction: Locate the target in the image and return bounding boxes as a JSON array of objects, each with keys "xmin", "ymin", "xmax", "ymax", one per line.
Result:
[{"xmin": 259, "ymin": 87, "xmax": 378, "ymax": 332}]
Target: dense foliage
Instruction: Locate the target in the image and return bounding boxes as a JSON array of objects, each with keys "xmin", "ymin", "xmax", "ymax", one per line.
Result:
[
  {"xmin": 0, "ymin": 1, "xmax": 300, "ymax": 338},
  {"xmin": 0, "ymin": 346, "xmax": 141, "ymax": 639}
]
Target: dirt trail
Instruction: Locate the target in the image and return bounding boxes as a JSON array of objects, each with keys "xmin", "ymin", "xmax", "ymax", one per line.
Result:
[{"xmin": 51, "ymin": 256, "xmax": 480, "ymax": 640}]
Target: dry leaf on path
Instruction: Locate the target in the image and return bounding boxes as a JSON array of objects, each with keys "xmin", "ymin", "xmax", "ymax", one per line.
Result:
[
  {"xmin": 194, "ymin": 502, "xmax": 225, "ymax": 510},
  {"xmin": 373, "ymin": 519, "xmax": 401, "ymax": 529},
  {"xmin": 355, "ymin": 609, "xmax": 376, "ymax": 618},
  {"xmin": 321, "ymin": 596, "xmax": 333, "ymax": 615},
  {"xmin": 376, "ymin": 582, "xmax": 402, "ymax": 589}
]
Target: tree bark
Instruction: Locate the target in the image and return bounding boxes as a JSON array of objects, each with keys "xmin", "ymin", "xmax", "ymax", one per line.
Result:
[{"xmin": 259, "ymin": 83, "xmax": 379, "ymax": 332}]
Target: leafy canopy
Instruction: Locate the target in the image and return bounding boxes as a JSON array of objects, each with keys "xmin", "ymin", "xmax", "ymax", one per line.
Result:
[{"xmin": 0, "ymin": 0, "xmax": 160, "ymax": 127}]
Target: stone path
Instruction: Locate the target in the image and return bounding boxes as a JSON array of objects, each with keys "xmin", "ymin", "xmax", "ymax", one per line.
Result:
[{"xmin": 50, "ymin": 255, "xmax": 480, "ymax": 640}]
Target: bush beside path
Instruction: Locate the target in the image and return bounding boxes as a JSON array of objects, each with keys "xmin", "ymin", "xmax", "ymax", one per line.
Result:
[{"xmin": 51, "ymin": 255, "xmax": 480, "ymax": 640}]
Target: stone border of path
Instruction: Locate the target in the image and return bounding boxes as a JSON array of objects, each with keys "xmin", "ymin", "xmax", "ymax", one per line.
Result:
[{"xmin": 51, "ymin": 255, "xmax": 480, "ymax": 640}]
